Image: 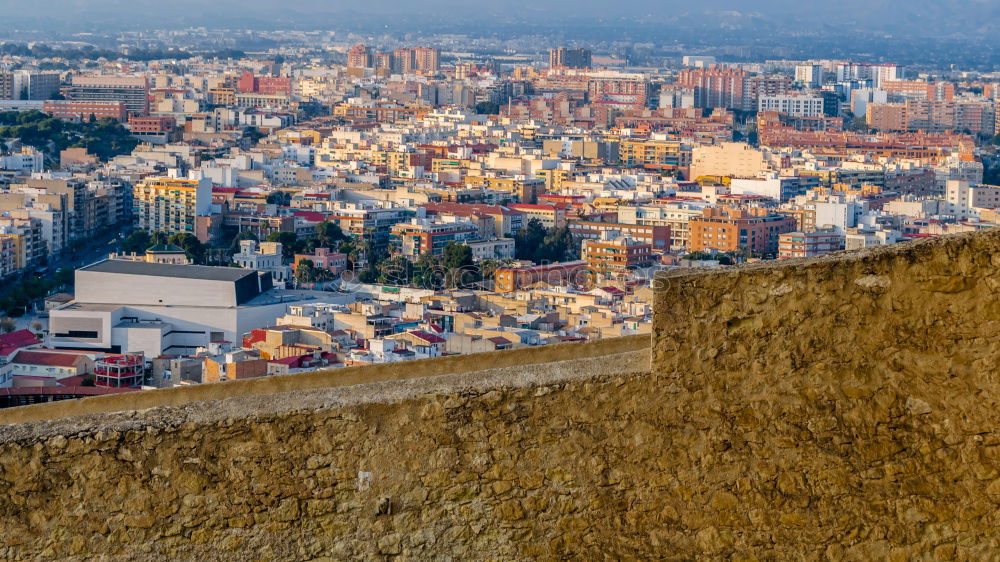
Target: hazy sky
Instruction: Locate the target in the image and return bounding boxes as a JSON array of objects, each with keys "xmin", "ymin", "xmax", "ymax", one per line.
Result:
[{"xmin": 0, "ymin": 0, "xmax": 996, "ymax": 36}]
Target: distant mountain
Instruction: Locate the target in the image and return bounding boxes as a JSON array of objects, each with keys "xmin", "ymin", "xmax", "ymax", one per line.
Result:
[{"xmin": 0, "ymin": 0, "xmax": 996, "ymax": 38}]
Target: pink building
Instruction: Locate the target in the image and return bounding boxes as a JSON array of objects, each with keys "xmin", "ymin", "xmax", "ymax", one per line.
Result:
[
  {"xmin": 237, "ymin": 72, "xmax": 291, "ymax": 96},
  {"xmin": 294, "ymin": 248, "xmax": 348, "ymax": 275}
]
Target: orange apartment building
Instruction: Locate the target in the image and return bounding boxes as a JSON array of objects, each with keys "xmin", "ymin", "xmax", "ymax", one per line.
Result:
[
  {"xmin": 494, "ymin": 261, "xmax": 588, "ymax": 292},
  {"xmin": 202, "ymin": 355, "xmax": 268, "ymax": 383},
  {"xmin": 689, "ymin": 206, "xmax": 797, "ymax": 255},
  {"xmin": 676, "ymin": 67, "xmax": 748, "ymax": 109},
  {"xmin": 867, "ymin": 100, "xmax": 996, "ymax": 135},
  {"xmin": 881, "ymin": 80, "xmax": 955, "ymax": 102},
  {"xmin": 582, "ymin": 235, "xmax": 655, "ymax": 276}
]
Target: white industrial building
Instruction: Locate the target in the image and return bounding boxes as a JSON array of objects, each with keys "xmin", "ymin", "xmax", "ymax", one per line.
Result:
[{"xmin": 48, "ymin": 260, "xmax": 322, "ymax": 358}]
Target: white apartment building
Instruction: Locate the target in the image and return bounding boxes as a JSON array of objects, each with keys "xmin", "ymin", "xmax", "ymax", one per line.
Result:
[
  {"xmin": 944, "ymin": 180, "xmax": 1000, "ymax": 220},
  {"xmin": 758, "ymin": 95, "xmax": 825, "ymax": 117}
]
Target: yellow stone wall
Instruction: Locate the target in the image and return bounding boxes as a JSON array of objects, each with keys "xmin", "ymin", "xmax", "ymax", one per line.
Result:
[{"xmin": 652, "ymin": 228, "xmax": 1000, "ymax": 558}]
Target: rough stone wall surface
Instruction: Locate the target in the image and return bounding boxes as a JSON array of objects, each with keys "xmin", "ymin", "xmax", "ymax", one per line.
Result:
[
  {"xmin": 0, "ymin": 230, "xmax": 998, "ymax": 560},
  {"xmin": 652, "ymin": 229, "xmax": 1000, "ymax": 559},
  {"xmin": 0, "ymin": 351, "xmax": 656, "ymax": 561}
]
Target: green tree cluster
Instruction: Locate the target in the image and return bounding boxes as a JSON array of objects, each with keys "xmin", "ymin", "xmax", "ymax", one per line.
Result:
[
  {"xmin": 0, "ymin": 111, "xmax": 138, "ymax": 161},
  {"xmin": 375, "ymin": 242, "xmax": 480, "ymax": 289},
  {"xmin": 121, "ymin": 230, "xmax": 205, "ymax": 263},
  {"xmin": 294, "ymin": 259, "xmax": 334, "ymax": 284},
  {"xmin": 262, "ymin": 221, "xmax": 347, "ymax": 260},
  {"xmin": 0, "ymin": 268, "xmax": 74, "ymax": 316},
  {"xmin": 266, "ymin": 191, "xmax": 291, "ymax": 206},
  {"xmin": 514, "ymin": 218, "xmax": 579, "ymax": 263}
]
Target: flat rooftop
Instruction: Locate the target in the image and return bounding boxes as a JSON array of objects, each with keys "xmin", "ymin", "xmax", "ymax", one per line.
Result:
[
  {"xmin": 80, "ymin": 259, "xmax": 257, "ymax": 283},
  {"xmin": 58, "ymin": 302, "xmax": 123, "ymax": 312}
]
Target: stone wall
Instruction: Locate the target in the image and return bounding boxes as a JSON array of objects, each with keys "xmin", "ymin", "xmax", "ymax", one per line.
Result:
[
  {"xmin": 652, "ymin": 228, "xmax": 1000, "ymax": 558},
  {"xmin": 0, "ymin": 350, "xmax": 655, "ymax": 561},
  {"xmin": 0, "ymin": 230, "xmax": 998, "ymax": 560}
]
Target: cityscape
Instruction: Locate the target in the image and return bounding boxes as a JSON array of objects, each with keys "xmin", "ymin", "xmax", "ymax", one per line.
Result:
[
  {"xmin": 0, "ymin": 6, "xmax": 998, "ymax": 403},
  {"xmin": 0, "ymin": 0, "xmax": 1000, "ymax": 559}
]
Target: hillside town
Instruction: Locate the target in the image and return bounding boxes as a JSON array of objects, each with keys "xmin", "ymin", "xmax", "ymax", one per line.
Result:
[{"xmin": 0, "ymin": 43, "xmax": 998, "ymax": 405}]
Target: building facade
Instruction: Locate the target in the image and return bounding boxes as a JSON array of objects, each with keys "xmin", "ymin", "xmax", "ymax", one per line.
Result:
[{"xmin": 132, "ymin": 177, "xmax": 213, "ymax": 235}]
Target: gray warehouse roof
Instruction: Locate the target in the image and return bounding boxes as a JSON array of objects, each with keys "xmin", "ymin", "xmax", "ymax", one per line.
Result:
[{"xmin": 80, "ymin": 259, "xmax": 258, "ymax": 282}]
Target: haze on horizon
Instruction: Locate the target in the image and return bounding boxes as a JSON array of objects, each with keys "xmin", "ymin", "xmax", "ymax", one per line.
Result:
[{"xmin": 0, "ymin": 0, "xmax": 996, "ymax": 38}]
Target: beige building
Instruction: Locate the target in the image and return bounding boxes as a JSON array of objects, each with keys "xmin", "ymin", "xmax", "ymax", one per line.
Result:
[{"xmin": 690, "ymin": 142, "xmax": 772, "ymax": 180}]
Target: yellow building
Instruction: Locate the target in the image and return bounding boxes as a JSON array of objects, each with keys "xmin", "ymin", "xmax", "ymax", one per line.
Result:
[
  {"xmin": 431, "ymin": 158, "xmax": 469, "ymax": 173},
  {"xmin": 208, "ymin": 87, "xmax": 236, "ymax": 106},
  {"xmin": 133, "ymin": 178, "xmax": 212, "ymax": 235},
  {"xmin": 0, "ymin": 217, "xmax": 43, "ymax": 270},
  {"xmin": 466, "ymin": 176, "xmax": 545, "ymax": 204},
  {"xmin": 620, "ymin": 140, "xmax": 692, "ymax": 172},
  {"xmin": 535, "ymin": 168, "xmax": 573, "ymax": 191}
]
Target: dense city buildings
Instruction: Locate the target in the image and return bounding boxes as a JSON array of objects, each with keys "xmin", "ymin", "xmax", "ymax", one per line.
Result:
[
  {"xmin": 3, "ymin": 5, "xmax": 1000, "ymax": 560},
  {"xmin": 0, "ymin": 18, "xmax": 996, "ymax": 395}
]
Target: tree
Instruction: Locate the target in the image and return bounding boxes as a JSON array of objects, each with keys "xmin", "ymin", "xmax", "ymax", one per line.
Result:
[
  {"xmin": 168, "ymin": 233, "xmax": 206, "ymax": 264},
  {"xmin": 149, "ymin": 231, "xmax": 169, "ymax": 247},
  {"xmin": 412, "ymin": 253, "xmax": 443, "ymax": 290},
  {"xmin": 538, "ymin": 225, "xmax": 578, "ymax": 263},
  {"xmin": 478, "ymin": 258, "xmax": 513, "ymax": 281},
  {"xmin": 442, "ymin": 242, "xmax": 478, "ymax": 288},
  {"xmin": 357, "ymin": 267, "xmax": 378, "ymax": 284},
  {"xmin": 514, "ymin": 218, "xmax": 547, "ymax": 261},
  {"xmin": 266, "ymin": 191, "xmax": 291, "ymax": 206},
  {"xmin": 295, "ymin": 259, "xmax": 333, "ymax": 284},
  {"xmin": 54, "ymin": 267, "xmax": 73, "ymax": 287},
  {"xmin": 0, "ymin": 317, "xmax": 15, "ymax": 333},
  {"xmin": 475, "ymin": 101, "xmax": 500, "ymax": 115},
  {"xmin": 377, "ymin": 256, "xmax": 413, "ymax": 285},
  {"xmin": 244, "ymin": 127, "xmax": 265, "ymax": 144},
  {"xmin": 442, "ymin": 242, "xmax": 474, "ymax": 271},
  {"xmin": 265, "ymin": 231, "xmax": 298, "ymax": 259},
  {"xmin": 315, "ymin": 220, "xmax": 345, "ymax": 247},
  {"xmin": 295, "ymin": 259, "xmax": 316, "ymax": 283},
  {"xmin": 121, "ymin": 230, "xmax": 151, "ymax": 254},
  {"xmin": 229, "ymin": 230, "xmax": 259, "ymax": 252}
]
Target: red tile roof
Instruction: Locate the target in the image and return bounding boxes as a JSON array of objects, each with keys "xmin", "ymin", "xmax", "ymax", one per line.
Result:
[
  {"xmin": 11, "ymin": 350, "xmax": 86, "ymax": 367},
  {"xmin": 293, "ymin": 211, "xmax": 329, "ymax": 223},
  {"xmin": 408, "ymin": 330, "xmax": 446, "ymax": 344},
  {"xmin": 0, "ymin": 329, "xmax": 40, "ymax": 356},
  {"xmin": 510, "ymin": 204, "xmax": 562, "ymax": 211},
  {"xmin": 598, "ymin": 286, "xmax": 626, "ymax": 295},
  {"xmin": 268, "ymin": 356, "xmax": 305, "ymax": 366},
  {"xmin": 424, "ymin": 202, "xmax": 521, "ymax": 217}
]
